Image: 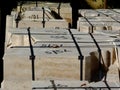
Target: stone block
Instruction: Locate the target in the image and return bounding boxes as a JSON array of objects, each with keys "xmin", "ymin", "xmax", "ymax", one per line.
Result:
[
  {"xmin": 87, "ymin": 81, "xmax": 120, "ymax": 89},
  {"xmin": 77, "ymin": 21, "xmax": 92, "ymax": 32},
  {"xmin": 32, "ymin": 80, "xmax": 88, "ymax": 90},
  {"xmin": 3, "ymin": 80, "xmax": 31, "ymax": 90},
  {"xmin": 79, "ymin": 9, "xmax": 104, "ymax": 17},
  {"xmin": 45, "ymin": 20, "xmax": 69, "ymax": 29},
  {"xmin": 32, "ymin": 81, "xmax": 52, "ymax": 90}
]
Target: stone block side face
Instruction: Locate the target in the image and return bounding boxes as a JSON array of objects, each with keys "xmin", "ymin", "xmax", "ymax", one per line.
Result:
[
  {"xmin": 111, "ymin": 47, "xmax": 120, "ymax": 81},
  {"xmin": 84, "ymin": 56, "xmax": 92, "ymax": 81},
  {"xmin": 18, "ymin": 20, "xmax": 68, "ymax": 29},
  {"xmin": 45, "ymin": 20, "xmax": 69, "ymax": 29},
  {"xmin": 118, "ymin": 47, "xmax": 120, "ymax": 69},
  {"xmin": 35, "ymin": 57, "xmax": 80, "ymax": 80},
  {"xmin": 3, "ymin": 81, "xmax": 31, "ymax": 90},
  {"xmin": 101, "ymin": 50, "xmax": 111, "ymax": 71},
  {"xmin": 18, "ymin": 21, "xmax": 43, "ymax": 28},
  {"xmin": 86, "ymin": 49, "xmax": 117, "ymax": 82},
  {"xmin": 82, "ymin": 51, "xmax": 102, "ymax": 82},
  {"xmin": 6, "ymin": 15, "xmax": 14, "ymax": 29},
  {"xmin": 4, "ymin": 51, "xmax": 113, "ymax": 82},
  {"xmin": 112, "ymin": 47, "xmax": 117, "ymax": 64},
  {"xmin": 5, "ymin": 15, "xmax": 14, "ymax": 50},
  {"xmin": 4, "ymin": 55, "xmax": 80, "ymax": 81},
  {"xmin": 89, "ymin": 51, "xmax": 99, "ymax": 82},
  {"xmin": 77, "ymin": 21, "xmax": 91, "ymax": 33},
  {"xmin": 4, "ymin": 56, "xmax": 32, "ymax": 81}
]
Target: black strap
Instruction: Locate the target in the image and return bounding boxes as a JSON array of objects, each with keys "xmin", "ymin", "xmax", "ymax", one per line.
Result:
[
  {"xmin": 68, "ymin": 29, "xmax": 84, "ymax": 80},
  {"xmin": 27, "ymin": 27, "xmax": 36, "ymax": 81}
]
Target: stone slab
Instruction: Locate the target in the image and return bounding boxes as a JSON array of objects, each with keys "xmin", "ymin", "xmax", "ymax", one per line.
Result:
[
  {"xmin": 78, "ymin": 17, "xmax": 115, "ymax": 22},
  {"xmin": 8, "ymin": 28, "xmax": 69, "ymax": 35},
  {"xmin": 32, "ymin": 80, "xmax": 88, "ymax": 90},
  {"xmin": 4, "ymin": 28, "xmax": 118, "ymax": 87},
  {"xmin": 18, "ymin": 20, "xmax": 68, "ymax": 29},
  {"xmin": 86, "ymin": 17, "xmax": 115, "ymax": 22},
  {"xmin": 79, "ymin": 9, "xmax": 104, "ymax": 17},
  {"xmin": 32, "ymin": 81, "xmax": 52, "ymax": 90},
  {"xmin": 32, "ymin": 80, "xmax": 120, "ymax": 90},
  {"xmin": 45, "ymin": 20, "xmax": 69, "ymax": 29},
  {"xmin": 96, "ymin": 9, "xmax": 119, "ymax": 17},
  {"xmin": 32, "ymin": 34, "xmax": 73, "ymax": 42},
  {"xmin": 90, "ymin": 21, "xmax": 120, "ymax": 31},
  {"xmin": 87, "ymin": 81, "xmax": 120, "ymax": 89}
]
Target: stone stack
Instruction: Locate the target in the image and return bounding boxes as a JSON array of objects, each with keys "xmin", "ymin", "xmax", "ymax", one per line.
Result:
[
  {"xmin": 4, "ymin": 28, "xmax": 118, "ymax": 89},
  {"xmin": 77, "ymin": 9, "xmax": 120, "ymax": 33}
]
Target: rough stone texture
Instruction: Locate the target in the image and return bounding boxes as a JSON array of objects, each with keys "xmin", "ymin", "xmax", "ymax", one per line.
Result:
[
  {"xmin": 18, "ymin": 20, "xmax": 68, "ymax": 29},
  {"xmin": 3, "ymin": 81, "xmax": 31, "ymax": 90},
  {"xmin": 32, "ymin": 81, "xmax": 120, "ymax": 90},
  {"xmin": 32, "ymin": 80, "xmax": 88, "ymax": 90},
  {"xmin": 77, "ymin": 9, "xmax": 120, "ymax": 32}
]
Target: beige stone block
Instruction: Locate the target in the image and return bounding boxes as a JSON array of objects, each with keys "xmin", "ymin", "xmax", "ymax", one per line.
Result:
[
  {"xmin": 4, "ymin": 47, "xmax": 101, "ymax": 82},
  {"xmin": 89, "ymin": 51, "xmax": 99, "ymax": 81},
  {"xmin": 45, "ymin": 20, "xmax": 68, "ymax": 29},
  {"xmin": 4, "ymin": 47, "xmax": 80, "ymax": 81},
  {"xmin": 5, "ymin": 15, "xmax": 14, "ymax": 49},
  {"xmin": 101, "ymin": 50, "xmax": 111, "ymax": 68},
  {"xmin": 77, "ymin": 21, "xmax": 92, "ymax": 33},
  {"xmin": 112, "ymin": 47, "xmax": 117, "ymax": 64},
  {"xmin": 6, "ymin": 15, "xmax": 14, "ymax": 29},
  {"xmin": 4, "ymin": 55, "xmax": 31, "ymax": 81},
  {"xmin": 35, "ymin": 57, "xmax": 80, "ymax": 80},
  {"xmin": 32, "ymin": 81, "xmax": 52, "ymax": 90},
  {"xmin": 3, "ymin": 80, "xmax": 31, "ymax": 90},
  {"xmin": 83, "ymin": 56, "xmax": 92, "ymax": 81},
  {"xmin": 18, "ymin": 20, "xmax": 43, "ymax": 28},
  {"xmin": 118, "ymin": 47, "xmax": 120, "ymax": 69},
  {"xmin": 18, "ymin": 19, "xmax": 68, "ymax": 29}
]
